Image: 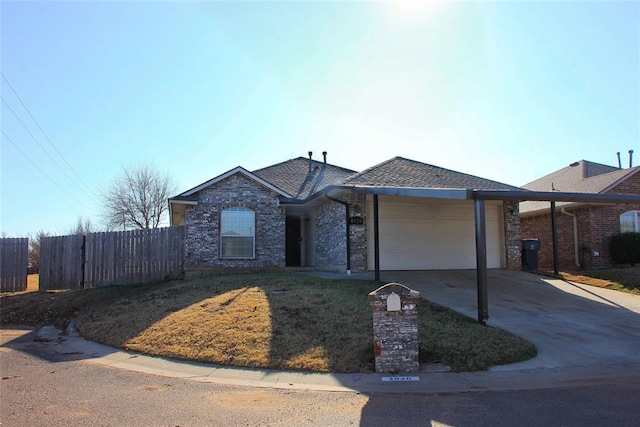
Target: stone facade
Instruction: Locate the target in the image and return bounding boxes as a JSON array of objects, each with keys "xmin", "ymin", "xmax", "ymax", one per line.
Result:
[
  {"xmin": 520, "ymin": 173, "xmax": 640, "ymax": 269},
  {"xmin": 369, "ymin": 283, "xmax": 420, "ymax": 373},
  {"xmin": 315, "ymin": 200, "xmax": 347, "ymax": 267},
  {"xmin": 344, "ymin": 192, "xmax": 368, "ymax": 272},
  {"xmin": 311, "ymin": 192, "xmax": 369, "ymax": 271},
  {"xmin": 502, "ymin": 200, "xmax": 522, "ymax": 270},
  {"xmin": 181, "ymin": 173, "xmax": 526, "ymax": 273},
  {"xmin": 183, "ymin": 174, "xmax": 286, "ymax": 268}
]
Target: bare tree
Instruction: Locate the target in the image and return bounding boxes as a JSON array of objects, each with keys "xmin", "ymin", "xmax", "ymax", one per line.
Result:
[
  {"xmin": 102, "ymin": 163, "xmax": 176, "ymax": 230},
  {"xmin": 28, "ymin": 230, "xmax": 50, "ymax": 271},
  {"xmin": 70, "ymin": 216, "xmax": 96, "ymax": 235}
]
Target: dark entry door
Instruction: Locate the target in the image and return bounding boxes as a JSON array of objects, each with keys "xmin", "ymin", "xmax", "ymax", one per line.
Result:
[{"xmin": 286, "ymin": 216, "xmax": 301, "ymax": 267}]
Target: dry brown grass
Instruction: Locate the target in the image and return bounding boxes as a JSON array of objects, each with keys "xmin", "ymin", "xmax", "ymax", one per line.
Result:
[
  {"xmin": 1, "ymin": 273, "xmax": 536, "ymax": 372},
  {"xmin": 558, "ymin": 265, "xmax": 640, "ymax": 294},
  {"xmin": 27, "ymin": 274, "xmax": 39, "ymax": 291}
]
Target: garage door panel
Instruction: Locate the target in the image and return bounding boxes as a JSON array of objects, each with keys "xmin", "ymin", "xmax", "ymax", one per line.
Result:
[{"xmin": 367, "ymin": 196, "xmax": 504, "ymax": 270}]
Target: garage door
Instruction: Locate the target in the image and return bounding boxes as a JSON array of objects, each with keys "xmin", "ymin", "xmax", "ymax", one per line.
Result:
[{"xmin": 367, "ymin": 196, "xmax": 504, "ymax": 270}]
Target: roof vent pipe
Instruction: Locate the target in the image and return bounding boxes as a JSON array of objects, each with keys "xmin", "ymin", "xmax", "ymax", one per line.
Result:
[
  {"xmin": 308, "ymin": 151, "xmax": 313, "ymax": 173},
  {"xmin": 617, "ymin": 152, "xmax": 622, "ymax": 169},
  {"xmin": 322, "ymin": 151, "xmax": 327, "ymax": 164},
  {"xmin": 630, "ymin": 149, "xmax": 634, "ymax": 168}
]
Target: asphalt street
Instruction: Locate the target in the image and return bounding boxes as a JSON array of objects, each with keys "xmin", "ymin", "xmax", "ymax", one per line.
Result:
[{"xmin": 2, "ymin": 328, "xmax": 640, "ymax": 427}]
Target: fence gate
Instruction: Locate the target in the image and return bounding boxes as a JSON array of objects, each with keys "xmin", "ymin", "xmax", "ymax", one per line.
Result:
[
  {"xmin": 0, "ymin": 237, "xmax": 29, "ymax": 292},
  {"xmin": 40, "ymin": 234, "xmax": 84, "ymax": 291}
]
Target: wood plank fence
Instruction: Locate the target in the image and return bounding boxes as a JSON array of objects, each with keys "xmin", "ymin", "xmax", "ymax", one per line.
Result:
[
  {"xmin": 0, "ymin": 237, "xmax": 29, "ymax": 292},
  {"xmin": 40, "ymin": 234, "xmax": 84, "ymax": 291},
  {"xmin": 40, "ymin": 227, "xmax": 185, "ymax": 290}
]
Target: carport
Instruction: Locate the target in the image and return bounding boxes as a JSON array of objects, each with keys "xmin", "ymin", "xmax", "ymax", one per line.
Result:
[
  {"xmin": 325, "ymin": 186, "xmax": 640, "ymax": 324},
  {"xmin": 473, "ymin": 190, "xmax": 640, "ymax": 323}
]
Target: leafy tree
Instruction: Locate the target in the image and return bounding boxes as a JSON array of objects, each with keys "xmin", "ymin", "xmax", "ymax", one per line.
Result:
[{"xmin": 102, "ymin": 163, "xmax": 176, "ymax": 230}]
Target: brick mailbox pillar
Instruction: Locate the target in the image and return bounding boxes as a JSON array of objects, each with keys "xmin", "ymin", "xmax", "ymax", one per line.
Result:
[{"xmin": 368, "ymin": 283, "xmax": 420, "ymax": 373}]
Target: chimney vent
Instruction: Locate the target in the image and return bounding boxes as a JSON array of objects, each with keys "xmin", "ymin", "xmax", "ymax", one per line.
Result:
[
  {"xmin": 617, "ymin": 152, "xmax": 622, "ymax": 169},
  {"xmin": 630, "ymin": 150, "xmax": 634, "ymax": 168},
  {"xmin": 308, "ymin": 151, "xmax": 313, "ymax": 173},
  {"xmin": 322, "ymin": 151, "xmax": 327, "ymax": 164}
]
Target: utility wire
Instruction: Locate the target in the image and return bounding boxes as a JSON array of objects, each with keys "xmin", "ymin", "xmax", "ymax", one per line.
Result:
[
  {"xmin": 1, "ymin": 71, "xmax": 102, "ymax": 201},
  {"xmin": 1, "ymin": 130, "xmax": 94, "ymax": 210},
  {"xmin": 1, "ymin": 96, "xmax": 101, "ymax": 204}
]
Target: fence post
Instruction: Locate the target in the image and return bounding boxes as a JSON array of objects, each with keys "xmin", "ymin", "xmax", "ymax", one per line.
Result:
[{"xmin": 81, "ymin": 234, "xmax": 86, "ymax": 289}]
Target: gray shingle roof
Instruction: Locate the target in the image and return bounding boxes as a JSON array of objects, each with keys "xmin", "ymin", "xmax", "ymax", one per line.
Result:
[
  {"xmin": 171, "ymin": 155, "xmax": 524, "ymax": 203},
  {"xmin": 252, "ymin": 157, "xmax": 357, "ymax": 200},
  {"xmin": 343, "ymin": 156, "xmax": 519, "ymax": 190},
  {"xmin": 520, "ymin": 160, "xmax": 640, "ymax": 214},
  {"xmin": 522, "ymin": 160, "xmax": 622, "ymax": 192}
]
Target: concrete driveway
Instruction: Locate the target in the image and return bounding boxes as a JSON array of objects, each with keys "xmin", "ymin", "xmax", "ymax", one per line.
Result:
[{"xmin": 379, "ymin": 270, "xmax": 640, "ymax": 370}]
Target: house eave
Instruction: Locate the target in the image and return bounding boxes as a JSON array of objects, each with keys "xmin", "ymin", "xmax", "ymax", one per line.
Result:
[
  {"xmin": 474, "ymin": 190, "xmax": 640, "ymax": 203},
  {"xmin": 169, "ymin": 199, "xmax": 198, "ymax": 206},
  {"xmin": 283, "ymin": 186, "xmax": 640, "ymax": 209}
]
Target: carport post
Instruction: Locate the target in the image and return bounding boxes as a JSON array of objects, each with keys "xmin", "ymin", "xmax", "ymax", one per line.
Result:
[
  {"xmin": 474, "ymin": 199, "xmax": 489, "ymax": 324},
  {"xmin": 373, "ymin": 194, "xmax": 380, "ymax": 281},
  {"xmin": 551, "ymin": 201, "xmax": 559, "ymax": 275}
]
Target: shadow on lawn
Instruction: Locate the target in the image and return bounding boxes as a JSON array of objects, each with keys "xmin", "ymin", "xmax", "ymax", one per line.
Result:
[{"xmin": 1, "ymin": 273, "xmax": 381, "ymax": 373}]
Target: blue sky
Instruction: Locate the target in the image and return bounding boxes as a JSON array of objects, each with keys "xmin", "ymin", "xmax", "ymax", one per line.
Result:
[{"xmin": 1, "ymin": 1, "xmax": 638, "ymax": 237}]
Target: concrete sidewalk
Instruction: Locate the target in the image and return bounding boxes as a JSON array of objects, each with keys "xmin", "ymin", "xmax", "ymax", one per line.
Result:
[{"xmin": 2, "ymin": 325, "xmax": 640, "ymax": 395}]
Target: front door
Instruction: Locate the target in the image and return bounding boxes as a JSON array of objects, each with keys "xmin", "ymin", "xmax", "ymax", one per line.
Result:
[{"xmin": 286, "ymin": 216, "xmax": 302, "ymax": 267}]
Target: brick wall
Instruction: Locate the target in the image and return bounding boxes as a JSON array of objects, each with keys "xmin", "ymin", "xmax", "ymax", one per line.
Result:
[
  {"xmin": 520, "ymin": 171, "xmax": 640, "ymax": 269},
  {"xmin": 520, "ymin": 210, "xmax": 580, "ymax": 269},
  {"xmin": 183, "ymin": 173, "xmax": 286, "ymax": 268}
]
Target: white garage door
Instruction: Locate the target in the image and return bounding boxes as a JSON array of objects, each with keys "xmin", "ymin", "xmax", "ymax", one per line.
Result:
[{"xmin": 367, "ymin": 196, "xmax": 504, "ymax": 270}]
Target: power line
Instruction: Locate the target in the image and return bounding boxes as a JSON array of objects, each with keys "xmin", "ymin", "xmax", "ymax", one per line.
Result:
[
  {"xmin": 1, "ymin": 71, "xmax": 102, "ymax": 201},
  {"xmin": 0, "ymin": 96, "xmax": 100, "ymax": 203},
  {"xmin": 0, "ymin": 95, "xmax": 102, "ymax": 205},
  {"xmin": 1, "ymin": 130, "xmax": 94, "ymax": 210}
]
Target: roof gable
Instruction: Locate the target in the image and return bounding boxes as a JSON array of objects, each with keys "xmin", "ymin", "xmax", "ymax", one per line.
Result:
[
  {"xmin": 520, "ymin": 161, "xmax": 640, "ymax": 215},
  {"xmin": 173, "ymin": 166, "xmax": 292, "ymax": 199},
  {"xmin": 522, "ymin": 160, "xmax": 623, "ymax": 193},
  {"xmin": 343, "ymin": 157, "xmax": 519, "ymax": 190}
]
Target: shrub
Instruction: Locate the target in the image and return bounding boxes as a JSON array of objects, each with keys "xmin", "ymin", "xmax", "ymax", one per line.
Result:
[{"xmin": 609, "ymin": 232, "xmax": 640, "ymax": 266}]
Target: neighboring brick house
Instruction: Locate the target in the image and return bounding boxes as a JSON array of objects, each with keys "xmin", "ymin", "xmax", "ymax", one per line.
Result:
[
  {"xmin": 169, "ymin": 154, "xmax": 523, "ymax": 273},
  {"xmin": 519, "ymin": 160, "xmax": 640, "ymax": 270}
]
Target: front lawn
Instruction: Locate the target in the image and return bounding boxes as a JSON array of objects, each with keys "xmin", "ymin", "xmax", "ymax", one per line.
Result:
[
  {"xmin": 1, "ymin": 273, "xmax": 536, "ymax": 372},
  {"xmin": 559, "ymin": 265, "xmax": 640, "ymax": 295}
]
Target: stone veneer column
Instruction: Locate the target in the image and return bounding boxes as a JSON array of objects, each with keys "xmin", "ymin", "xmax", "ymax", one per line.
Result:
[{"xmin": 368, "ymin": 283, "xmax": 420, "ymax": 373}]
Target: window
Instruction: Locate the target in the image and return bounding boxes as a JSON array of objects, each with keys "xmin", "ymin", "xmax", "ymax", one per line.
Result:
[
  {"xmin": 620, "ymin": 210, "xmax": 640, "ymax": 233},
  {"xmin": 221, "ymin": 207, "xmax": 255, "ymax": 258}
]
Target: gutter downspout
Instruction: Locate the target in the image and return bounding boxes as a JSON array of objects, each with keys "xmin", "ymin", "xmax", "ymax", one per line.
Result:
[
  {"xmin": 325, "ymin": 193, "xmax": 351, "ymax": 274},
  {"xmin": 560, "ymin": 208, "xmax": 581, "ymax": 269}
]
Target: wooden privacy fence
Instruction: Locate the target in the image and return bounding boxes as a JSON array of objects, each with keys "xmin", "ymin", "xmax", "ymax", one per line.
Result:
[
  {"xmin": 40, "ymin": 227, "xmax": 185, "ymax": 290},
  {"xmin": 0, "ymin": 237, "xmax": 29, "ymax": 292}
]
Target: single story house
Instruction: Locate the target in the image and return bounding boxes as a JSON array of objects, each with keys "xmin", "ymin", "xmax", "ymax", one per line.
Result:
[
  {"xmin": 520, "ymin": 160, "xmax": 640, "ymax": 269},
  {"xmin": 169, "ymin": 153, "xmax": 524, "ymax": 274}
]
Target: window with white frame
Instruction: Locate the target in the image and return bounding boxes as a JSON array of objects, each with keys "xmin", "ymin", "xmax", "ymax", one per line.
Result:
[
  {"xmin": 221, "ymin": 207, "xmax": 255, "ymax": 258},
  {"xmin": 620, "ymin": 210, "xmax": 640, "ymax": 233}
]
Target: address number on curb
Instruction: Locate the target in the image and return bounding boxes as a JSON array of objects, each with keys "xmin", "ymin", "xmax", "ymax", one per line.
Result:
[{"xmin": 381, "ymin": 376, "xmax": 420, "ymax": 382}]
